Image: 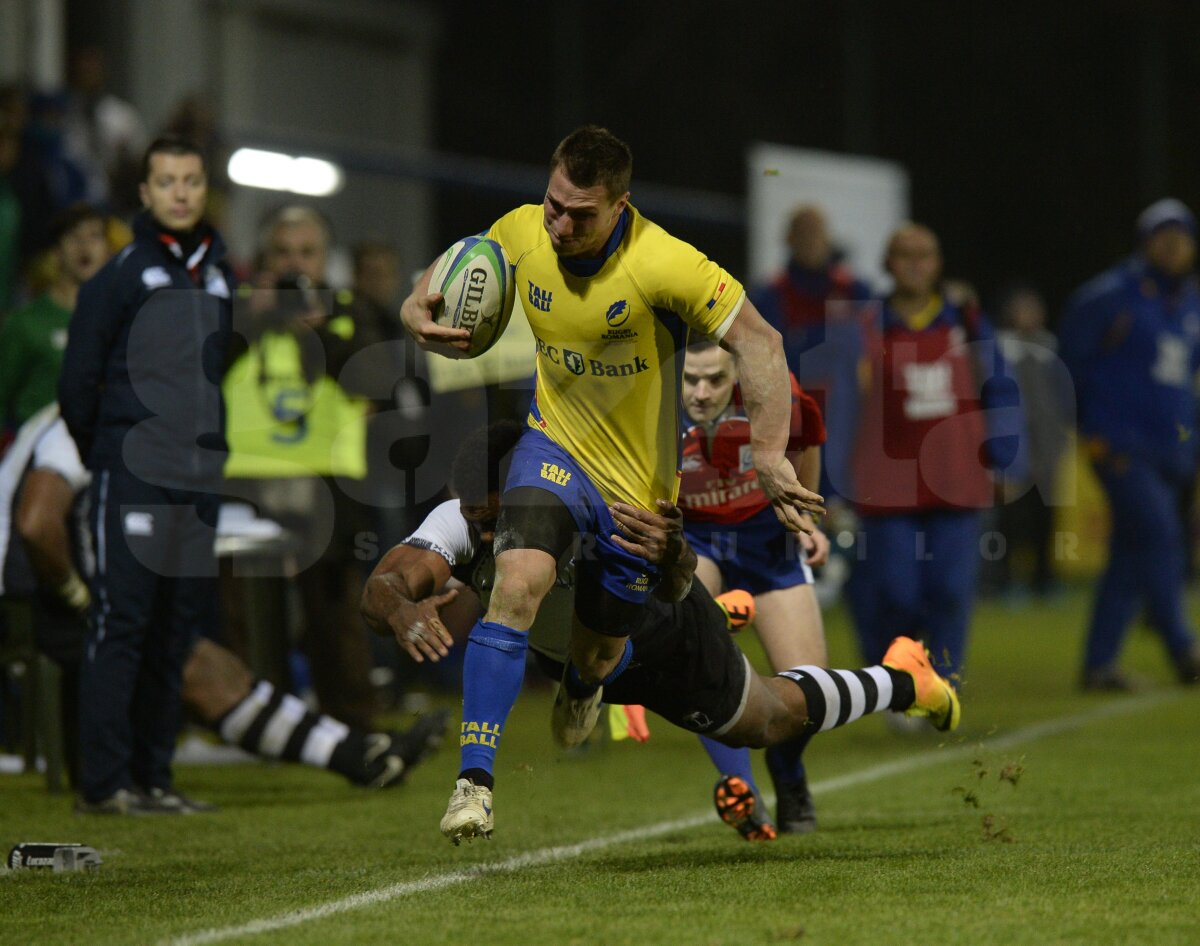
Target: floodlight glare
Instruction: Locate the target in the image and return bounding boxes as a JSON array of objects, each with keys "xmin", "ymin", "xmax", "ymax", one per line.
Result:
[{"xmin": 227, "ymin": 148, "xmax": 344, "ymax": 197}]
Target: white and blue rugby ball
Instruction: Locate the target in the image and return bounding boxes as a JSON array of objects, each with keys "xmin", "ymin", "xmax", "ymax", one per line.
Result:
[{"xmin": 429, "ymin": 236, "xmax": 515, "ymax": 359}]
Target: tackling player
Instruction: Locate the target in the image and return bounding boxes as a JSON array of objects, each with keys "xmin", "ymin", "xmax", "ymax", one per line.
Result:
[
  {"xmin": 399, "ymin": 126, "xmax": 823, "ymax": 842},
  {"xmin": 361, "ymin": 422, "xmax": 960, "ymax": 844},
  {"xmin": 678, "ymin": 338, "xmax": 830, "ymax": 837}
]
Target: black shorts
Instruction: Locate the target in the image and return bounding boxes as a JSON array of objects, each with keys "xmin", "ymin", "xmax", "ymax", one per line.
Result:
[{"xmin": 533, "ymin": 583, "xmax": 752, "ymax": 737}]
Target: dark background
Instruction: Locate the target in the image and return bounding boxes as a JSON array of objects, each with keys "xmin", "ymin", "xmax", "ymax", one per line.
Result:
[{"xmin": 433, "ymin": 1, "xmax": 1200, "ymax": 319}]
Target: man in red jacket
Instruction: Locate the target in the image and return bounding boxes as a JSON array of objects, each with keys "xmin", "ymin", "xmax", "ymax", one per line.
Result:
[{"xmin": 847, "ymin": 224, "xmax": 1025, "ymax": 691}]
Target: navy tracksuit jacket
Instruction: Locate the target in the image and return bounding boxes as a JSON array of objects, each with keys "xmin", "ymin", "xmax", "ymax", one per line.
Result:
[{"xmin": 59, "ymin": 212, "xmax": 233, "ymax": 800}]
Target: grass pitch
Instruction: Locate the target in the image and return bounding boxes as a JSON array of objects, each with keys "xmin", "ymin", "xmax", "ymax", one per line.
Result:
[{"xmin": 2, "ymin": 586, "xmax": 1198, "ymax": 945}]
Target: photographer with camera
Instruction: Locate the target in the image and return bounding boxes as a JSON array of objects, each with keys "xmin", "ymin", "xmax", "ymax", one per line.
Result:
[{"xmin": 223, "ymin": 205, "xmax": 395, "ymax": 730}]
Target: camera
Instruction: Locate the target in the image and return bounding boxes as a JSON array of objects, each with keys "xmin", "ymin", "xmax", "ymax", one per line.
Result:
[{"xmin": 269, "ymin": 272, "xmax": 322, "ymax": 324}]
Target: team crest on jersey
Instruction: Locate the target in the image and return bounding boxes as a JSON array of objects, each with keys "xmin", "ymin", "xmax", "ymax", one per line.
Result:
[
  {"xmin": 606, "ymin": 300, "xmax": 630, "ymax": 326},
  {"xmin": 539, "ymin": 462, "xmax": 572, "ymax": 487},
  {"xmin": 563, "ymin": 349, "xmax": 585, "ymax": 375},
  {"xmin": 601, "ymin": 299, "xmax": 637, "ymax": 340},
  {"xmin": 738, "ymin": 443, "xmax": 754, "ymax": 473},
  {"xmin": 528, "ymin": 281, "xmax": 553, "ymax": 312}
]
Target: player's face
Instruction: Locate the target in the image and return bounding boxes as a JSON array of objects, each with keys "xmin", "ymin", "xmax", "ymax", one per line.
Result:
[
  {"xmin": 264, "ymin": 222, "xmax": 328, "ymax": 282},
  {"xmin": 139, "ymin": 152, "xmax": 207, "ymax": 232},
  {"xmin": 543, "ymin": 167, "xmax": 628, "ymax": 259},
  {"xmin": 57, "ymin": 218, "xmax": 110, "ymax": 285},
  {"xmin": 461, "ymin": 492, "xmax": 501, "ymax": 543},
  {"xmin": 1144, "ymin": 226, "xmax": 1196, "ymax": 278},
  {"xmin": 886, "ymin": 229, "xmax": 941, "ymax": 296},
  {"xmin": 682, "ymin": 347, "xmax": 736, "ymax": 423}
]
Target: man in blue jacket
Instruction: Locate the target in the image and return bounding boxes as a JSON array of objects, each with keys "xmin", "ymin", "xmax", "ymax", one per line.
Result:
[
  {"xmin": 749, "ymin": 205, "xmax": 872, "ymax": 505},
  {"xmin": 59, "ymin": 135, "xmax": 235, "ymax": 813},
  {"xmin": 1059, "ymin": 199, "xmax": 1200, "ymax": 691}
]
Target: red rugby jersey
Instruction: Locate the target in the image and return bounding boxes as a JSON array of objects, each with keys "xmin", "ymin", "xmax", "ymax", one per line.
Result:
[{"xmin": 679, "ymin": 374, "xmax": 826, "ymax": 524}]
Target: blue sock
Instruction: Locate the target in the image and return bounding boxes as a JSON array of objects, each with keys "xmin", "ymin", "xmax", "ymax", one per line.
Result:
[
  {"xmin": 564, "ymin": 639, "xmax": 633, "ymax": 698},
  {"xmin": 766, "ymin": 735, "xmax": 810, "ymax": 789},
  {"xmin": 699, "ymin": 736, "xmax": 761, "ymax": 794},
  {"xmin": 458, "ymin": 620, "xmax": 528, "ymax": 783}
]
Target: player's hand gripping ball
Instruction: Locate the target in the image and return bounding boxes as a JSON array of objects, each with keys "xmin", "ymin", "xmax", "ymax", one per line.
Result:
[{"xmin": 429, "ymin": 236, "xmax": 515, "ymax": 358}]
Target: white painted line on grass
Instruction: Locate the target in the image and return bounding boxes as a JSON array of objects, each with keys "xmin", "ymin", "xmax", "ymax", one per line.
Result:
[{"xmin": 165, "ymin": 689, "xmax": 1182, "ymax": 946}]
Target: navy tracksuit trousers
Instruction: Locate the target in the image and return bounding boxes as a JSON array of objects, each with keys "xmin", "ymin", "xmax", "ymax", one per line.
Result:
[{"xmin": 79, "ymin": 467, "xmax": 219, "ymax": 802}]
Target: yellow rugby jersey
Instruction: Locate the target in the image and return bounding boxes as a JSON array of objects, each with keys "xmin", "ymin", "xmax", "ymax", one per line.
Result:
[{"xmin": 486, "ymin": 203, "xmax": 745, "ymax": 507}]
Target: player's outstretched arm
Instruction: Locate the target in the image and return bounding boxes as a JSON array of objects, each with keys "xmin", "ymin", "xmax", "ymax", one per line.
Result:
[
  {"xmin": 721, "ymin": 300, "xmax": 825, "ymax": 533},
  {"xmin": 610, "ymin": 499, "xmax": 698, "ymax": 602},
  {"xmin": 361, "ymin": 543, "xmax": 457, "ymax": 663},
  {"xmin": 399, "ymin": 260, "xmax": 473, "ymax": 357}
]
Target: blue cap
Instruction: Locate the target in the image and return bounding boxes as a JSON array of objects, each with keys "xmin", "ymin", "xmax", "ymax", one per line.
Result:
[{"xmin": 1137, "ymin": 198, "xmax": 1197, "ymax": 243}]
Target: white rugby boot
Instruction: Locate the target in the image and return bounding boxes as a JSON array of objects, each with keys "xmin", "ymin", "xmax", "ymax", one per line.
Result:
[{"xmin": 440, "ymin": 778, "xmax": 494, "ymax": 844}]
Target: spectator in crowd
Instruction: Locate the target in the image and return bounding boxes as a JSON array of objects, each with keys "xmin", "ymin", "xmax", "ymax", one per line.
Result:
[
  {"xmin": 991, "ymin": 285, "xmax": 1073, "ymax": 602},
  {"xmin": 161, "ymin": 95, "xmax": 229, "ymax": 232},
  {"xmin": 223, "ymin": 204, "xmax": 394, "ymax": 731},
  {"xmin": 0, "ymin": 406, "xmax": 449, "ymax": 796},
  {"xmin": 677, "ymin": 338, "xmax": 830, "ymax": 838},
  {"xmin": 846, "ymin": 223, "xmax": 1025, "ymax": 695},
  {"xmin": 1059, "ymin": 199, "xmax": 1200, "ymax": 690},
  {"xmin": 352, "ymin": 241, "xmax": 403, "ymax": 334},
  {"xmin": 350, "ymin": 239, "xmax": 436, "ymax": 543},
  {"xmin": 1, "ymin": 85, "xmax": 58, "ymax": 309},
  {"xmin": 0, "ymin": 90, "xmax": 23, "ymax": 311},
  {"xmin": 62, "ymin": 46, "xmax": 148, "ymax": 214},
  {"xmin": 749, "ymin": 204, "xmax": 872, "ymax": 507},
  {"xmin": 0, "ymin": 204, "xmax": 109, "ymax": 435},
  {"xmin": 58, "ymin": 135, "xmax": 233, "ymax": 814}
]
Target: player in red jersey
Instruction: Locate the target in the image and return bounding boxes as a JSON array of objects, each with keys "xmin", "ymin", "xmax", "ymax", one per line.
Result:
[{"xmin": 678, "ymin": 338, "xmax": 830, "ymax": 835}]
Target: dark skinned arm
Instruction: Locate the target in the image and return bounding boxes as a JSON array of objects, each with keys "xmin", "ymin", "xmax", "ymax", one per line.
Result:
[
  {"xmin": 360, "ymin": 542, "xmax": 458, "ymax": 663},
  {"xmin": 609, "ymin": 499, "xmax": 698, "ymax": 603}
]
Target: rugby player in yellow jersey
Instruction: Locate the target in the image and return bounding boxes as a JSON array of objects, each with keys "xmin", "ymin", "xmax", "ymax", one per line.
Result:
[{"xmin": 400, "ymin": 126, "xmax": 824, "ymax": 844}]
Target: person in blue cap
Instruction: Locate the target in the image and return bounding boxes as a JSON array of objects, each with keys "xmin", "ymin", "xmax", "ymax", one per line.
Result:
[{"xmin": 1059, "ymin": 198, "xmax": 1200, "ymax": 690}]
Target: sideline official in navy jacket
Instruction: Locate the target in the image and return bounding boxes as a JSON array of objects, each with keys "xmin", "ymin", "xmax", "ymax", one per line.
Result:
[{"xmin": 58, "ymin": 136, "xmax": 233, "ymax": 814}]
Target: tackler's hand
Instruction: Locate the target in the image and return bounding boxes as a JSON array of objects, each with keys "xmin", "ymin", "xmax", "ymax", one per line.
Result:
[
  {"xmin": 391, "ymin": 589, "xmax": 458, "ymax": 664},
  {"xmin": 610, "ymin": 499, "xmax": 684, "ymax": 566}
]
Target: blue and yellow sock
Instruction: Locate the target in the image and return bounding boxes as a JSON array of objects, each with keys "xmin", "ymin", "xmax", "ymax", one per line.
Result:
[{"xmin": 457, "ymin": 620, "xmax": 528, "ymax": 790}]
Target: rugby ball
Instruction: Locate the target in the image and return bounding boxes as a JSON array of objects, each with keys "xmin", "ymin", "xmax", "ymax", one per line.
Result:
[{"xmin": 429, "ymin": 236, "xmax": 515, "ymax": 358}]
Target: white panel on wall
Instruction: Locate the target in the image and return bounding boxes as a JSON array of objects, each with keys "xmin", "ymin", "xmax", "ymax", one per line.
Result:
[{"xmin": 745, "ymin": 142, "xmax": 910, "ymax": 292}]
